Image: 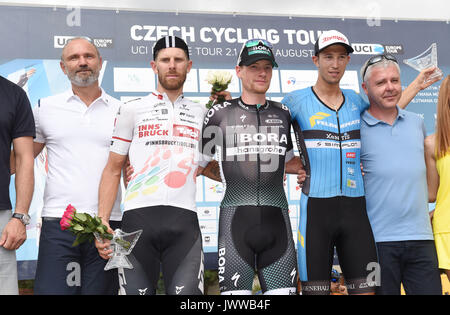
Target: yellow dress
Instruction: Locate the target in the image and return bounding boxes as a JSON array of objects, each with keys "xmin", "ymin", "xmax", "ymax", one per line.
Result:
[{"xmin": 433, "ymin": 153, "xmax": 450, "ymax": 270}]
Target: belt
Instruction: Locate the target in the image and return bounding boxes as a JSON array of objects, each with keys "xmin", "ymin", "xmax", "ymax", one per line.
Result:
[{"xmin": 42, "ymin": 217, "xmax": 61, "ymax": 222}]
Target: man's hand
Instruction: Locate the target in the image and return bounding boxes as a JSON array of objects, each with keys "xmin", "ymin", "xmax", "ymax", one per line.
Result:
[
  {"xmin": 209, "ymin": 90, "xmax": 232, "ymax": 104},
  {"xmin": 94, "ymin": 220, "xmax": 114, "ymax": 260},
  {"xmin": 124, "ymin": 160, "xmax": 134, "ymax": 188},
  {"xmin": 0, "ymin": 218, "xmax": 27, "ymax": 250},
  {"xmin": 415, "ymin": 67, "xmax": 443, "ymax": 90},
  {"xmin": 297, "ymin": 168, "xmax": 307, "ymax": 187},
  {"xmin": 398, "ymin": 66, "xmax": 443, "ymax": 109}
]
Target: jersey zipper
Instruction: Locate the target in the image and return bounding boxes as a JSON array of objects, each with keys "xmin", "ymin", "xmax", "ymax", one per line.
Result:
[
  {"xmin": 335, "ymin": 109, "xmax": 343, "ymax": 195},
  {"xmin": 256, "ymin": 106, "xmax": 261, "ymax": 206}
]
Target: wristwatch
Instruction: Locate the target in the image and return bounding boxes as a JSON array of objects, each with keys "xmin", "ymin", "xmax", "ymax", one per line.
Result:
[{"xmin": 11, "ymin": 213, "xmax": 31, "ymax": 226}]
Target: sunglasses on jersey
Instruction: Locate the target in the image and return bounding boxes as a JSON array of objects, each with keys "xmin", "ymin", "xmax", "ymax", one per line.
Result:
[
  {"xmin": 244, "ymin": 39, "xmax": 273, "ymax": 49},
  {"xmin": 362, "ymin": 54, "xmax": 398, "ymax": 80}
]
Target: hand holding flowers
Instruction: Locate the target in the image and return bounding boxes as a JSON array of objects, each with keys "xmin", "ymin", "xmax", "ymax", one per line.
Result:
[
  {"xmin": 60, "ymin": 204, "xmax": 128, "ymax": 249},
  {"xmin": 205, "ymin": 70, "xmax": 233, "ymax": 109}
]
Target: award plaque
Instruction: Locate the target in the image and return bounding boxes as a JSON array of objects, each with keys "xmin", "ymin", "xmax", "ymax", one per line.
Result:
[{"xmin": 403, "ymin": 43, "xmax": 444, "ymax": 83}]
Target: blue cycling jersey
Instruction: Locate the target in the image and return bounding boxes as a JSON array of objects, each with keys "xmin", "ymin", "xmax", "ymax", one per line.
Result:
[{"xmin": 283, "ymin": 87, "xmax": 368, "ymax": 198}]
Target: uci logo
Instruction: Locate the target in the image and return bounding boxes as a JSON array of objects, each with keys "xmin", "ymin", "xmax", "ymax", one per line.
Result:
[{"xmin": 351, "ymin": 43, "xmax": 385, "ymax": 55}]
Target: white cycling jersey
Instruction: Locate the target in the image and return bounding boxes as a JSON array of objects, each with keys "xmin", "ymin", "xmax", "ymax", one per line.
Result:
[{"xmin": 110, "ymin": 92, "xmax": 208, "ymax": 213}]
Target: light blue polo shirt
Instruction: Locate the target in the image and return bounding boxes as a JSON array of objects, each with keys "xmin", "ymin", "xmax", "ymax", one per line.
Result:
[{"xmin": 360, "ymin": 107, "xmax": 433, "ymax": 243}]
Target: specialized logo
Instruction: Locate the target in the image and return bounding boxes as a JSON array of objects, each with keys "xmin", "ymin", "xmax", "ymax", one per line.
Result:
[
  {"xmin": 175, "ymin": 286, "xmax": 185, "ymax": 295},
  {"xmin": 231, "ymin": 272, "xmax": 240, "ymax": 287},
  {"xmin": 309, "ymin": 112, "xmax": 331, "ymax": 127},
  {"xmin": 240, "ymin": 114, "xmax": 247, "ymax": 123},
  {"xmin": 290, "ymin": 268, "xmax": 297, "ymax": 284},
  {"xmin": 138, "ymin": 288, "xmax": 148, "ymax": 295}
]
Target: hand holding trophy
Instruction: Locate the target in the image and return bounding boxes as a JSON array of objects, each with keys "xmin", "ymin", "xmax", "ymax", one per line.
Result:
[{"xmin": 403, "ymin": 43, "xmax": 444, "ymax": 84}]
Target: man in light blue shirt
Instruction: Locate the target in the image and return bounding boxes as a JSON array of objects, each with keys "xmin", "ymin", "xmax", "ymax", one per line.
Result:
[{"xmin": 360, "ymin": 54, "xmax": 441, "ymax": 295}]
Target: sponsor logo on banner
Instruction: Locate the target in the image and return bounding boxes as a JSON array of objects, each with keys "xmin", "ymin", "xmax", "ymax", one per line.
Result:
[
  {"xmin": 383, "ymin": 45, "xmax": 404, "ymax": 55},
  {"xmin": 351, "ymin": 43, "xmax": 385, "ymax": 55},
  {"xmin": 54, "ymin": 35, "xmax": 113, "ymax": 48},
  {"xmin": 92, "ymin": 38, "xmax": 114, "ymax": 48},
  {"xmin": 287, "ymin": 77, "xmax": 296, "ymax": 85}
]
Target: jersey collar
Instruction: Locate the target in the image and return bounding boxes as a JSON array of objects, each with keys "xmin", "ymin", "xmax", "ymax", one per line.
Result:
[
  {"xmin": 237, "ymin": 97, "xmax": 270, "ymax": 111},
  {"xmin": 152, "ymin": 91, "xmax": 185, "ymax": 104}
]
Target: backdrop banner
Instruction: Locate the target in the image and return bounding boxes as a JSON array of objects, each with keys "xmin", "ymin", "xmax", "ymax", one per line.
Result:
[{"xmin": 0, "ymin": 5, "xmax": 448, "ymax": 278}]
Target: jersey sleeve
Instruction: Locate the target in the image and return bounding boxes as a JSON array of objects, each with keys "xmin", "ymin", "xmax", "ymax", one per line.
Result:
[
  {"xmin": 284, "ymin": 108, "xmax": 295, "ymax": 163},
  {"xmin": 12, "ymin": 87, "xmax": 35, "ymax": 140},
  {"xmin": 281, "ymin": 93, "xmax": 295, "ymax": 115},
  {"xmin": 110, "ymin": 103, "xmax": 135, "ymax": 156}
]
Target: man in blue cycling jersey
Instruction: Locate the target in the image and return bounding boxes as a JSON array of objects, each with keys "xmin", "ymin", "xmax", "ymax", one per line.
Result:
[{"xmin": 284, "ymin": 30, "xmax": 440, "ymax": 295}]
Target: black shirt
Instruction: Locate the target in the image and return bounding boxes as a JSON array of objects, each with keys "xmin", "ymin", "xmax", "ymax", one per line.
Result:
[{"xmin": 0, "ymin": 75, "xmax": 35, "ymax": 210}]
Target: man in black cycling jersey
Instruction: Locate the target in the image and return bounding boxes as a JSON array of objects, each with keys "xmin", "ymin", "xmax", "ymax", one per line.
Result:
[{"xmin": 201, "ymin": 39, "xmax": 305, "ymax": 295}]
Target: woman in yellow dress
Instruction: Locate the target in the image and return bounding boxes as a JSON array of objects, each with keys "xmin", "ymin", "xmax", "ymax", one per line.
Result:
[{"xmin": 425, "ymin": 75, "xmax": 450, "ymax": 283}]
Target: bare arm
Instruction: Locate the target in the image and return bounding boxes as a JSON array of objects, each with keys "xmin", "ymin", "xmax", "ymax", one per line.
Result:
[
  {"xmin": 10, "ymin": 142, "xmax": 45, "ymax": 175},
  {"xmin": 425, "ymin": 134, "xmax": 439, "ymax": 203},
  {"xmin": 0, "ymin": 136, "xmax": 34, "ymax": 250},
  {"xmin": 12, "ymin": 137, "xmax": 35, "ymax": 215},
  {"xmin": 95, "ymin": 152, "xmax": 128, "ymax": 259},
  {"xmin": 198, "ymin": 160, "xmax": 222, "ymax": 182},
  {"xmin": 285, "ymin": 156, "xmax": 307, "ymax": 186},
  {"xmin": 285, "ymin": 156, "xmax": 303, "ymax": 174},
  {"xmin": 98, "ymin": 152, "xmax": 128, "ymax": 223},
  {"xmin": 398, "ymin": 67, "xmax": 442, "ymax": 109}
]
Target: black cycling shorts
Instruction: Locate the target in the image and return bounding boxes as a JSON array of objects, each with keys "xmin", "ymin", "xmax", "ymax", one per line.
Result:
[
  {"xmin": 118, "ymin": 206, "xmax": 204, "ymax": 295},
  {"xmin": 218, "ymin": 205, "xmax": 297, "ymax": 295},
  {"xmin": 297, "ymin": 195, "xmax": 378, "ymax": 295}
]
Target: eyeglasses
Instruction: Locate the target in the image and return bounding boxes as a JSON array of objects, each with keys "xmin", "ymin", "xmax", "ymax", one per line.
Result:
[
  {"xmin": 244, "ymin": 39, "xmax": 273, "ymax": 49},
  {"xmin": 362, "ymin": 54, "xmax": 398, "ymax": 80}
]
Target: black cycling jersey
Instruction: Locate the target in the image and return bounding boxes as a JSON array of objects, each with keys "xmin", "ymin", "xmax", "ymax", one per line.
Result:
[
  {"xmin": 202, "ymin": 98, "xmax": 294, "ymax": 209},
  {"xmin": 202, "ymin": 98, "xmax": 298, "ymax": 295}
]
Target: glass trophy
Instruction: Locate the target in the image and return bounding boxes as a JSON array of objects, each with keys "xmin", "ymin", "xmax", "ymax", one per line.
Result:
[
  {"xmin": 403, "ymin": 43, "xmax": 444, "ymax": 83},
  {"xmin": 95, "ymin": 228, "xmax": 143, "ymax": 271}
]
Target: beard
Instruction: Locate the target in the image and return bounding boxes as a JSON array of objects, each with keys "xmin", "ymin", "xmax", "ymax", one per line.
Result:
[
  {"xmin": 158, "ymin": 71, "xmax": 187, "ymax": 91},
  {"xmin": 67, "ymin": 67, "xmax": 100, "ymax": 87}
]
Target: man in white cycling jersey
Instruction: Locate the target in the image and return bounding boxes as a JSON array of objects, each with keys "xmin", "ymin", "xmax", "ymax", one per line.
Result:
[{"xmin": 95, "ymin": 36, "xmax": 214, "ymax": 295}]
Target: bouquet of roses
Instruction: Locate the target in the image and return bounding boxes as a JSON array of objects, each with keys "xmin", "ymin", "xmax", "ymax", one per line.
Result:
[
  {"xmin": 205, "ymin": 70, "xmax": 233, "ymax": 109},
  {"xmin": 60, "ymin": 204, "xmax": 130, "ymax": 249}
]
